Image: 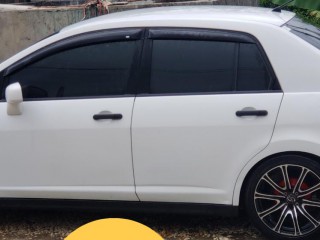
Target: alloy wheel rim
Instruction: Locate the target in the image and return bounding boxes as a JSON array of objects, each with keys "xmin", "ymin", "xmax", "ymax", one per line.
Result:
[{"xmin": 254, "ymin": 164, "xmax": 320, "ymax": 236}]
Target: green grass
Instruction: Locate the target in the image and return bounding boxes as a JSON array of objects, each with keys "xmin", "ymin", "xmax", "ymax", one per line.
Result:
[{"xmin": 259, "ymin": 0, "xmax": 320, "ymax": 28}]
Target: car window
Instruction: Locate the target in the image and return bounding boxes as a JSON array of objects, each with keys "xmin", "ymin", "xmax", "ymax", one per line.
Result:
[
  {"xmin": 151, "ymin": 40, "xmax": 235, "ymax": 94},
  {"xmin": 150, "ymin": 39, "xmax": 274, "ymax": 94},
  {"xmin": 0, "ymin": 71, "xmax": 3, "ymax": 94},
  {"xmin": 286, "ymin": 17, "xmax": 320, "ymax": 50},
  {"xmin": 7, "ymin": 41, "xmax": 138, "ymax": 100},
  {"xmin": 238, "ymin": 43, "xmax": 271, "ymax": 91}
]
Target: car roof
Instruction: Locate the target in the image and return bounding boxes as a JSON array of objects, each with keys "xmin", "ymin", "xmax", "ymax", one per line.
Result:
[{"xmin": 61, "ymin": 6, "xmax": 296, "ymax": 33}]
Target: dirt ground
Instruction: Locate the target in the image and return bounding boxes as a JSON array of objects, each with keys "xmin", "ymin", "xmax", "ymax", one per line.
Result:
[{"xmin": 0, "ymin": 208, "xmax": 267, "ymax": 240}]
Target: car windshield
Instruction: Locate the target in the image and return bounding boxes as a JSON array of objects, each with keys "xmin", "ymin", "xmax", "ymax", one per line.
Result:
[{"xmin": 285, "ymin": 16, "xmax": 320, "ymax": 50}]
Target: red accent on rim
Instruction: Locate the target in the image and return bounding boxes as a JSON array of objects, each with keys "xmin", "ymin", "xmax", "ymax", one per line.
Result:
[{"xmin": 276, "ymin": 178, "xmax": 312, "ymax": 200}]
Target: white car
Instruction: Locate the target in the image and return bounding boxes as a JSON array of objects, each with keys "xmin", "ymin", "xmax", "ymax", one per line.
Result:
[{"xmin": 0, "ymin": 5, "xmax": 320, "ymax": 240}]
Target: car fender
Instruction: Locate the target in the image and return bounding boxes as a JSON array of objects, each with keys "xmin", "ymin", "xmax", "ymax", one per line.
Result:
[{"xmin": 233, "ymin": 139, "xmax": 320, "ymax": 205}]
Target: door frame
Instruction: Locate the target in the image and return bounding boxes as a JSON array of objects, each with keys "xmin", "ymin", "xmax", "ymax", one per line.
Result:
[
  {"xmin": 1, "ymin": 28, "xmax": 145, "ymax": 101},
  {"xmin": 136, "ymin": 27, "xmax": 281, "ymax": 96}
]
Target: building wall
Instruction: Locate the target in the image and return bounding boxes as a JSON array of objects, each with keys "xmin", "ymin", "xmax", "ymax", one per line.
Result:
[
  {"xmin": 0, "ymin": 0, "xmax": 258, "ymax": 62},
  {"xmin": 0, "ymin": 7, "xmax": 84, "ymax": 62}
]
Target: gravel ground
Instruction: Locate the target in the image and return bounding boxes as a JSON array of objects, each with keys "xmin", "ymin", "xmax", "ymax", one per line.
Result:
[{"xmin": 0, "ymin": 208, "xmax": 267, "ymax": 240}]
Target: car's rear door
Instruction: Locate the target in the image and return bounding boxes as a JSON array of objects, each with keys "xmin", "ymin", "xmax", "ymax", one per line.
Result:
[
  {"xmin": 132, "ymin": 28, "xmax": 283, "ymax": 204},
  {"xmin": 0, "ymin": 29, "xmax": 143, "ymax": 201}
]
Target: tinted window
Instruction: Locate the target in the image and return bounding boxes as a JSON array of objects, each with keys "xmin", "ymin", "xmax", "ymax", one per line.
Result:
[
  {"xmin": 0, "ymin": 71, "xmax": 3, "ymax": 98},
  {"xmin": 8, "ymin": 41, "xmax": 137, "ymax": 99},
  {"xmin": 150, "ymin": 39, "xmax": 275, "ymax": 94},
  {"xmin": 238, "ymin": 43, "xmax": 270, "ymax": 91},
  {"xmin": 150, "ymin": 40, "xmax": 236, "ymax": 94}
]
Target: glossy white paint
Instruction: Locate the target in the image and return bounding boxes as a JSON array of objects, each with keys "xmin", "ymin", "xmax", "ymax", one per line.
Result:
[
  {"xmin": 0, "ymin": 98, "xmax": 138, "ymax": 201},
  {"xmin": 132, "ymin": 94, "xmax": 283, "ymax": 204},
  {"xmin": 233, "ymin": 93, "xmax": 320, "ymax": 205},
  {"xmin": 0, "ymin": 6, "xmax": 319, "ymax": 207},
  {"xmin": 5, "ymin": 83, "xmax": 23, "ymax": 115}
]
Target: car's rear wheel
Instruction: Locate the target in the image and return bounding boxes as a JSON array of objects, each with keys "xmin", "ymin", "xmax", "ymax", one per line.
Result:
[{"xmin": 245, "ymin": 155, "xmax": 320, "ymax": 240}]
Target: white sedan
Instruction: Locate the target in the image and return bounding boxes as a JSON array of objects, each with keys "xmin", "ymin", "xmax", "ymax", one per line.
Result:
[{"xmin": 0, "ymin": 5, "xmax": 320, "ymax": 240}]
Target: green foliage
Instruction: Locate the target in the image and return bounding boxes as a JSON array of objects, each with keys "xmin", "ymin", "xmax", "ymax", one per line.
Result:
[
  {"xmin": 259, "ymin": 0, "xmax": 277, "ymax": 8},
  {"xmin": 259, "ymin": 0, "xmax": 320, "ymax": 28},
  {"xmin": 272, "ymin": 0, "xmax": 320, "ymax": 11},
  {"xmin": 296, "ymin": 9, "xmax": 320, "ymax": 28}
]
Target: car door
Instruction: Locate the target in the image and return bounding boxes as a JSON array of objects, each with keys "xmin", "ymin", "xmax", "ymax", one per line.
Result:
[
  {"xmin": 0, "ymin": 29, "xmax": 143, "ymax": 201},
  {"xmin": 132, "ymin": 28, "xmax": 283, "ymax": 204}
]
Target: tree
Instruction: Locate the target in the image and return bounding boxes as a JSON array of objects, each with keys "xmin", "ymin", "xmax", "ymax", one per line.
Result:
[{"xmin": 272, "ymin": 0, "xmax": 320, "ymax": 10}]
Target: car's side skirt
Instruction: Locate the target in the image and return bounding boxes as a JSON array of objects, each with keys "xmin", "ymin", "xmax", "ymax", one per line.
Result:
[{"xmin": 0, "ymin": 198, "xmax": 238, "ymax": 217}]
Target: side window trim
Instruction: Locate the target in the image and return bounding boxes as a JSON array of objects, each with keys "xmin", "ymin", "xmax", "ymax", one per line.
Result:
[
  {"xmin": 137, "ymin": 28, "xmax": 281, "ymax": 96},
  {"xmin": 148, "ymin": 28, "xmax": 255, "ymax": 43},
  {"xmin": 4, "ymin": 28, "xmax": 144, "ymax": 77},
  {"xmin": 2, "ymin": 28, "xmax": 145, "ymax": 101}
]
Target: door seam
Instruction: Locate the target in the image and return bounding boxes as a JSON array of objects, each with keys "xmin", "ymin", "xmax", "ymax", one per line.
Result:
[
  {"xmin": 130, "ymin": 96, "xmax": 141, "ymax": 201},
  {"xmin": 232, "ymin": 92, "xmax": 285, "ymax": 205}
]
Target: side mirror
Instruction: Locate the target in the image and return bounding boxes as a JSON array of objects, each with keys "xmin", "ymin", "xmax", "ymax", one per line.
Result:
[{"xmin": 5, "ymin": 83, "xmax": 23, "ymax": 115}]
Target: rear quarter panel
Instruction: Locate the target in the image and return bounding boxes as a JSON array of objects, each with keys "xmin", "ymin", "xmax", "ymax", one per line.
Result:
[{"xmin": 234, "ymin": 92, "xmax": 320, "ymax": 205}]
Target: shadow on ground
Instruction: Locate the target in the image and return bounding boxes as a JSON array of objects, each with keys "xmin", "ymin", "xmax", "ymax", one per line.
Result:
[{"xmin": 0, "ymin": 208, "xmax": 266, "ymax": 239}]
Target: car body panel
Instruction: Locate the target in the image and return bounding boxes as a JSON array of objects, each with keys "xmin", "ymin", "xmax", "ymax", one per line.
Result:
[
  {"xmin": 0, "ymin": 98, "xmax": 138, "ymax": 201},
  {"xmin": 233, "ymin": 92, "xmax": 320, "ymax": 205},
  {"xmin": 0, "ymin": 6, "xmax": 319, "ymax": 209},
  {"xmin": 132, "ymin": 93, "xmax": 283, "ymax": 204}
]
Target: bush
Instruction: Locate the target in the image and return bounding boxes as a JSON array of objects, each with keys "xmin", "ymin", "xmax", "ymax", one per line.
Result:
[
  {"xmin": 259, "ymin": 0, "xmax": 276, "ymax": 8},
  {"xmin": 259, "ymin": 0, "xmax": 320, "ymax": 27}
]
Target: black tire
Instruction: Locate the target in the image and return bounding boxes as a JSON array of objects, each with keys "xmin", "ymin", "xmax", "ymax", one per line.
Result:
[{"xmin": 245, "ymin": 155, "xmax": 320, "ymax": 240}]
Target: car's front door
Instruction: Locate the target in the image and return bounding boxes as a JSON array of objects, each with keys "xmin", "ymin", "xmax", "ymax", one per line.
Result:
[
  {"xmin": 0, "ymin": 29, "xmax": 143, "ymax": 201},
  {"xmin": 132, "ymin": 28, "xmax": 283, "ymax": 204}
]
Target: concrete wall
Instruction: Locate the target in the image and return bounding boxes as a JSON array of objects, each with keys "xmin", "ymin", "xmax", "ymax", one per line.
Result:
[
  {"xmin": 0, "ymin": 0, "xmax": 259, "ymax": 62},
  {"xmin": 0, "ymin": 6, "xmax": 84, "ymax": 62}
]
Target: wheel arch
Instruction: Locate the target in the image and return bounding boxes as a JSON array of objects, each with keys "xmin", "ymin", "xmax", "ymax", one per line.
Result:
[{"xmin": 235, "ymin": 151, "xmax": 320, "ymax": 209}]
